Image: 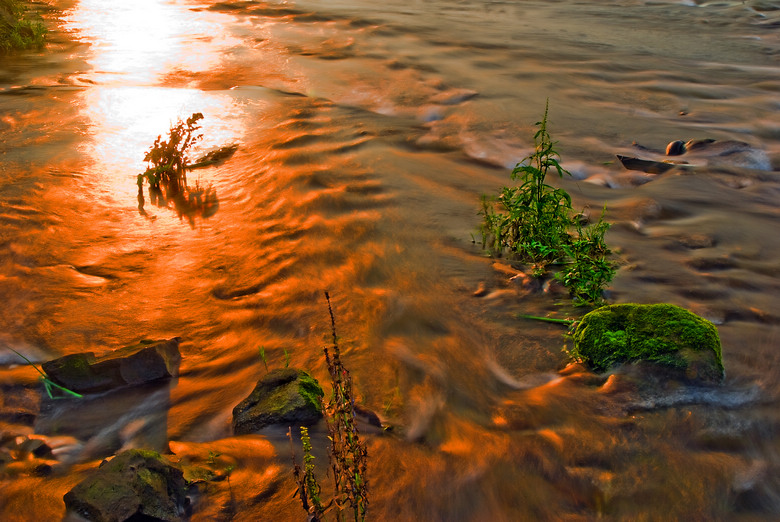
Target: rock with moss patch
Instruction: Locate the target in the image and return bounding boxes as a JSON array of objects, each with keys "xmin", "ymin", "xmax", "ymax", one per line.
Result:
[
  {"xmin": 232, "ymin": 368, "xmax": 323, "ymax": 435},
  {"xmin": 41, "ymin": 338, "xmax": 181, "ymax": 394},
  {"xmin": 63, "ymin": 449, "xmax": 190, "ymax": 522},
  {"xmin": 572, "ymin": 303, "xmax": 724, "ymax": 384}
]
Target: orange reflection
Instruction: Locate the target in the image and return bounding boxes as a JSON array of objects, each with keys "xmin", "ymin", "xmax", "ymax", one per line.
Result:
[
  {"xmin": 64, "ymin": 0, "xmax": 239, "ymax": 85},
  {"xmin": 78, "ymin": 86, "xmax": 243, "ymax": 209},
  {"xmin": 63, "ymin": 0, "xmax": 248, "ymax": 221}
]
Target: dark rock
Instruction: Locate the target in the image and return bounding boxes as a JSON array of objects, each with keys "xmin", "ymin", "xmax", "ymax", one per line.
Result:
[
  {"xmin": 232, "ymin": 368, "xmax": 324, "ymax": 435},
  {"xmin": 17, "ymin": 436, "xmax": 53, "ymax": 459},
  {"xmin": 64, "ymin": 449, "xmax": 190, "ymax": 522},
  {"xmin": 0, "ymin": 383, "xmax": 40, "ymax": 426},
  {"xmin": 32, "ymin": 462, "xmax": 53, "ymax": 476},
  {"xmin": 0, "ymin": 447, "xmax": 12, "ymax": 465},
  {"xmin": 354, "ymin": 403, "xmax": 382, "ymax": 428},
  {"xmin": 571, "ymin": 303, "xmax": 724, "ymax": 384},
  {"xmin": 42, "ymin": 338, "xmax": 181, "ymax": 394}
]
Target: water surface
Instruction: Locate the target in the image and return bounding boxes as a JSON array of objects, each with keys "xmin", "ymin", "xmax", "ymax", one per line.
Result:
[{"xmin": 1, "ymin": 0, "xmax": 779, "ymax": 520}]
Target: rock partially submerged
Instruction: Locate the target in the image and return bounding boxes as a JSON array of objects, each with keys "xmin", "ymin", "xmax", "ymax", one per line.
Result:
[
  {"xmin": 618, "ymin": 138, "xmax": 771, "ymax": 173},
  {"xmin": 41, "ymin": 338, "xmax": 181, "ymax": 394},
  {"xmin": 232, "ymin": 368, "xmax": 323, "ymax": 435},
  {"xmin": 572, "ymin": 303, "xmax": 724, "ymax": 384},
  {"xmin": 64, "ymin": 449, "xmax": 190, "ymax": 522}
]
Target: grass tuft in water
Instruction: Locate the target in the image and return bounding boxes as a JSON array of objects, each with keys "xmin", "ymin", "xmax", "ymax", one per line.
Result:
[
  {"xmin": 137, "ymin": 112, "xmax": 204, "ymax": 202},
  {"xmin": 137, "ymin": 112, "xmax": 219, "ymax": 222},
  {"xmin": 480, "ymin": 100, "xmax": 616, "ymax": 305}
]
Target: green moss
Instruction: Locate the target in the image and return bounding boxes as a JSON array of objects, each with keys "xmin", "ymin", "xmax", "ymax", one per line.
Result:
[
  {"xmin": 261, "ymin": 371, "xmax": 322, "ymax": 415},
  {"xmin": 232, "ymin": 368, "xmax": 324, "ymax": 434},
  {"xmin": 571, "ymin": 303, "xmax": 724, "ymax": 382},
  {"xmin": 298, "ymin": 371, "xmax": 324, "ymax": 410}
]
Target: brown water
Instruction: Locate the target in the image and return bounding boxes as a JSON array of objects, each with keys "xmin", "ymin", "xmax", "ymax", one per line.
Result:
[{"xmin": 1, "ymin": 0, "xmax": 779, "ymax": 520}]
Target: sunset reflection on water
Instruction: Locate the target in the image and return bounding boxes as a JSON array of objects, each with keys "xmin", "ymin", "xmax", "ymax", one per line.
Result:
[
  {"xmin": 63, "ymin": 0, "xmax": 237, "ymax": 84},
  {"xmin": 1, "ymin": 0, "xmax": 778, "ymax": 519},
  {"xmin": 62, "ymin": 0, "xmax": 247, "ymax": 214},
  {"xmin": 77, "ymin": 86, "xmax": 244, "ymax": 204}
]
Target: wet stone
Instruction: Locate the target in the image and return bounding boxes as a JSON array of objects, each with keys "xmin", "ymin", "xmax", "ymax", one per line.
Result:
[
  {"xmin": 572, "ymin": 304, "xmax": 724, "ymax": 385},
  {"xmin": 42, "ymin": 338, "xmax": 181, "ymax": 394},
  {"xmin": 64, "ymin": 449, "xmax": 190, "ymax": 522},
  {"xmin": 0, "ymin": 383, "xmax": 41, "ymax": 426},
  {"xmin": 232, "ymin": 368, "xmax": 324, "ymax": 435}
]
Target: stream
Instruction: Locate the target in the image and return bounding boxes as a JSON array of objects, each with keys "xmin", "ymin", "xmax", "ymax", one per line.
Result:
[{"xmin": 1, "ymin": 0, "xmax": 779, "ymax": 520}]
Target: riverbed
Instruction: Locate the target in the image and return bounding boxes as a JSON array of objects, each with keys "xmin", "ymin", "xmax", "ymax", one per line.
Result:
[{"xmin": 1, "ymin": 0, "xmax": 779, "ymax": 520}]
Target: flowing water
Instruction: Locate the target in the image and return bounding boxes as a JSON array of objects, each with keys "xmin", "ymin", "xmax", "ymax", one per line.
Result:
[{"xmin": 1, "ymin": 0, "xmax": 779, "ymax": 519}]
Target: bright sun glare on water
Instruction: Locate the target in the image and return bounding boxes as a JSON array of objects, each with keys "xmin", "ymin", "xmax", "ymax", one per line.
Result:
[{"xmin": 62, "ymin": 0, "xmax": 246, "ymax": 206}]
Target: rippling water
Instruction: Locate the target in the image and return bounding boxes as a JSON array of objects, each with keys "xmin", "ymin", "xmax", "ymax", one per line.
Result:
[{"xmin": 1, "ymin": 0, "xmax": 779, "ymax": 520}]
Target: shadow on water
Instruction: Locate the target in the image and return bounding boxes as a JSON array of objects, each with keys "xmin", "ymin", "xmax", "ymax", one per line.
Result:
[
  {"xmin": 138, "ymin": 181, "xmax": 219, "ymax": 228},
  {"xmin": 136, "ymin": 144, "xmax": 240, "ymax": 226}
]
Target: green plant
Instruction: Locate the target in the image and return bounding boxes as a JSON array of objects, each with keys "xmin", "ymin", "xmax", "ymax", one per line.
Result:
[
  {"xmin": 4, "ymin": 347, "xmax": 82, "ymax": 399},
  {"xmin": 480, "ymin": 101, "xmax": 616, "ymax": 304},
  {"xmin": 0, "ymin": 0, "xmax": 47, "ymax": 52},
  {"xmin": 322, "ymin": 292, "xmax": 368, "ymax": 522},
  {"xmin": 138, "ymin": 112, "xmax": 203, "ymax": 198},
  {"xmin": 258, "ymin": 346, "xmax": 268, "ymax": 373},
  {"xmin": 556, "ymin": 206, "xmax": 616, "ymax": 306},
  {"xmin": 291, "ymin": 426, "xmax": 326, "ymax": 521},
  {"xmin": 481, "ymin": 99, "xmax": 573, "ymax": 273}
]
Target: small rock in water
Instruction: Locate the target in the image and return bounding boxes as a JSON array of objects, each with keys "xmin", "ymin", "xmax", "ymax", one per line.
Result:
[
  {"xmin": 619, "ymin": 138, "xmax": 771, "ymax": 173},
  {"xmin": 64, "ymin": 449, "xmax": 190, "ymax": 522},
  {"xmin": 232, "ymin": 368, "xmax": 324, "ymax": 435},
  {"xmin": 41, "ymin": 338, "xmax": 181, "ymax": 394}
]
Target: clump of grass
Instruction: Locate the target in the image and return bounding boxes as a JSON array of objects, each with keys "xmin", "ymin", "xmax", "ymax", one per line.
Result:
[
  {"xmin": 0, "ymin": 0, "xmax": 47, "ymax": 52},
  {"xmin": 291, "ymin": 292, "xmax": 368, "ymax": 522},
  {"xmin": 481, "ymin": 99, "xmax": 573, "ymax": 275},
  {"xmin": 480, "ymin": 100, "xmax": 616, "ymax": 305}
]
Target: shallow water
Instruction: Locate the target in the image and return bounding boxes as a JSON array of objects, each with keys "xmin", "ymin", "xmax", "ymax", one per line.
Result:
[{"xmin": 1, "ymin": 0, "xmax": 779, "ymax": 520}]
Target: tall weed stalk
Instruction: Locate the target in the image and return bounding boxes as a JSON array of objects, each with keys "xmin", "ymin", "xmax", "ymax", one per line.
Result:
[
  {"xmin": 322, "ymin": 292, "xmax": 368, "ymax": 521},
  {"xmin": 292, "ymin": 293, "xmax": 369, "ymax": 521}
]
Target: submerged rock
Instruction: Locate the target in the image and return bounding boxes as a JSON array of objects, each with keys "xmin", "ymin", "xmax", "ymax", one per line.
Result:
[
  {"xmin": 572, "ymin": 303, "xmax": 724, "ymax": 384},
  {"xmin": 41, "ymin": 338, "xmax": 181, "ymax": 394},
  {"xmin": 232, "ymin": 368, "xmax": 324, "ymax": 435},
  {"xmin": 63, "ymin": 449, "xmax": 190, "ymax": 522},
  {"xmin": 618, "ymin": 138, "xmax": 771, "ymax": 173}
]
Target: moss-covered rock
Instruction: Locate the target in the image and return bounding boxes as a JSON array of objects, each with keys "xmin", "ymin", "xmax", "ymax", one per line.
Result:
[
  {"xmin": 232, "ymin": 368, "xmax": 324, "ymax": 435},
  {"xmin": 571, "ymin": 303, "xmax": 724, "ymax": 384},
  {"xmin": 63, "ymin": 449, "xmax": 190, "ymax": 522}
]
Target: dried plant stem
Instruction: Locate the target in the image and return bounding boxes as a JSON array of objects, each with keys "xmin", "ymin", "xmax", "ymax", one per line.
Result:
[{"xmin": 323, "ymin": 292, "xmax": 368, "ymax": 522}]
